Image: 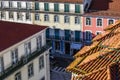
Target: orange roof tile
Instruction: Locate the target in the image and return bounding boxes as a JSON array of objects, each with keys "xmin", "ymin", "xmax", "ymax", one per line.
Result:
[
  {"xmin": 67, "ymin": 20, "xmax": 120, "ymax": 80},
  {"xmin": 74, "ymin": 41, "xmax": 99, "ymax": 57}
]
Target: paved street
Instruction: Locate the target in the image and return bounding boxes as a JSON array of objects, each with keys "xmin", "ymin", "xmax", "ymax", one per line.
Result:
[
  {"xmin": 50, "ymin": 68, "xmax": 71, "ymax": 80},
  {"xmin": 50, "ymin": 53, "xmax": 73, "ymax": 80}
]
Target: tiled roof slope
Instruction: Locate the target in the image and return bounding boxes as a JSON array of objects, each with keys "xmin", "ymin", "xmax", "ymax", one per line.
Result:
[
  {"xmin": 90, "ymin": 0, "xmax": 120, "ymax": 11},
  {"xmin": 66, "ymin": 20, "xmax": 120, "ymax": 80},
  {"xmin": 6, "ymin": 0, "xmax": 83, "ymax": 3},
  {"xmin": 0, "ymin": 21, "xmax": 47, "ymax": 52},
  {"xmin": 85, "ymin": 0, "xmax": 120, "ymax": 17}
]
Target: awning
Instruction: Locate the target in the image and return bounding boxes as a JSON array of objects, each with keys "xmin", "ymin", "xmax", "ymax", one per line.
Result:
[{"xmin": 71, "ymin": 43, "xmax": 82, "ymax": 49}]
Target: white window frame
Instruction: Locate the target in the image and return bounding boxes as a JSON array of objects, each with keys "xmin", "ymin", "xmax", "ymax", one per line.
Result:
[
  {"xmin": 17, "ymin": 12, "xmax": 23, "ymax": 20},
  {"xmin": 26, "ymin": 12, "xmax": 31, "ymax": 21},
  {"xmin": 11, "ymin": 48, "xmax": 18, "ymax": 64},
  {"xmin": 1, "ymin": 1, "xmax": 4, "ymax": 8},
  {"xmin": 36, "ymin": 35, "xmax": 42, "ymax": 50},
  {"xmin": 64, "ymin": 15, "xmax": 70, "ymax": 23},
  {"xmin": 44, "ymin": 14, "xmax": 49, "ymax": 22},
  {"xmin": 35, "ymin": 13, "xmax": 40, "ymax": 21},
  {"xmin": 1, "ymin": 11, "xmax": 6, "ymax": 19},
  {"xmin": 9, "ymin": 1, "xmax": 13, "ymax": 8},
  {"xmin": 96, "ymin": 31, "xmax": 102, "ymax": 35},
  {"xmin": 15, "ymin": 72, "xmax": 21, "ymax": 80},
  {"xmin": 17, "ymin": 1, "xmax": 21, "ymax": 9},
  {"xmin": 75, "ymin": 16, "xmax": 80, "ymax": 24},
  {"xmin": 107, "ymin": 19, "xmax": 115, "ymax": 25},
  {"xmin": 54, "ymin": 15, "xmax": 59, "ymax": 23},
  {"xmin": 96, "ymin": 18, "xmax": 103, "ymax": 27},
  {"xmin": 85, "ymin": 17, "xmax": 91, "ymax": 26},
  {"xmin": 24, "ymin": 42, "xmax": 31, "ymax": 55},
  {"xmin": 28, "ymin": 63, "xmax": 34, "ymax": 78},
  {"xmin": 26, "ymin": 2, "xmax": 32, "ymax": 10},
  {"xmin": 9, "ymin": 12, "xmax": 14, "ymax": 19},
  {"xmin": 39, "ymin": 55, "xmax": 44, "ymax": 70}
]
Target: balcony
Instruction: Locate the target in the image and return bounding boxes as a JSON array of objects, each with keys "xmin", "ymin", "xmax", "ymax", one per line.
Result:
[
  {"xmin": 0, "ymin": 44, "xmax": 51, "ymax": 79},
  {"xmin": 46, "ymin": 36, "xmax": 83, "ymax": 42},
  {"xmin": 75, "ymin": 38, "xmax": 83, "ymax": 42}
]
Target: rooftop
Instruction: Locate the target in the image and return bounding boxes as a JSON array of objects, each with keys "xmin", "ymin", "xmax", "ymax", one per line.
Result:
[
  {"xmin": 85, "ymin": 0, "xmax": 120, "ymax": 17},
  {"xmin": 0, "ymin": 21, "xmax": 47, "ymax": 52},
  {"xmin": 67, "ymin": 20, "xmax": 120, "ymax": 80}
]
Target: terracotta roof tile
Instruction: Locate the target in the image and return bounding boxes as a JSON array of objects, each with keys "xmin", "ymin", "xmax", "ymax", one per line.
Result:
[
  {"xmin": 74, "ymin": 41, "xmax": 99, "ymax": 57},
  {"xmin": 67, "ymin": 20, "xmax": 120, "ymax": 80},
  {"xmin": 92, "ymin": 30, "xmax": 111, "ymax": 42}
]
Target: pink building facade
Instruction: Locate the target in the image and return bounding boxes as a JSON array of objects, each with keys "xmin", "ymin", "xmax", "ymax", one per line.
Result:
[
  {"xmin": 82, "ymin": 15, "xmax": 119, "ymax": 44},
  {"xmin": 82, "ymin": 0, "xmax": 120, "ymax": 44}
]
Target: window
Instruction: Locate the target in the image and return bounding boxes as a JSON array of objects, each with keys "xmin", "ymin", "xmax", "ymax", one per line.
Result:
[
  {"xmin": 96, "ymin": 31, "xmax": 101, "ymax": 35},
  {"xmin": 17, "ymin": 1, "xmax": 21, "ymax": 9},
  {"xmin": 55, "ymin": 29, "xmax": 60, "ymax": 39},
  {"xmin": 17, "ymin": 12, "xmax": 23, "ymax": 20},
  {"xmin": 64, "ymin": 3, "xmax": 69, "ymax": 12},
  {"xmin": 0, "ymin": 2, "xmax": 1, "ymax": 8},
  {"xmin": 44, "ymin": 14, "xmax": 49, "ymax": 21},
  {"xmin": 54, "ymin": 3, "xmax": 59, "ymax": 12},
  {"xmin": 46, "ymin": 28, "xmax": 50, "ymax": 38},
  {"xmin": 54, "ymin": 15, "xmax": 59, "ymax": 22},
  {"xmin": 108, "ymin": 19, "xmax": 114, "ymax": 25},
  {"xmin": 26, "ymin": 12, "xmax": 31, "ymax": 21},
  {"xmin": 9, "ymin": 12, "xmax": 14, "ymax": 19},
  {"xmin": 9, "ymin": 1, "xmax": 13, "ymax": 8},
  {"xmin": 11, "ymin": 48, "xmax": 18, "ymax": 64},
  {"xmin": 64, "ymin": 16, "xmax": 69, "ymax": 23},
  {"xmin": 1, "ymin": 11, "xmax": 6, "ymax": 19},
  {"xmin": 35, "ymin": 13, "xmax": 39, "ymax": 21},
  {"xmin": 55, "ymin": 41, "xmax": 60, "ymax": 50},
  {"xmin": 85, "ymin": 31, "xmax": 92, "ymax": 41},
  {"xmin": 15, "ymin": 72, "xmax": 21, "ymax": 80},
  {"xmin": 97, "ymin": 18, "xmax": 102, "ymax": 26},
  {"xmin": 86, "ymin": 17, "xmax": 91, "ymax": 25},
  {"xmin": 65, "ymin": 30, "xmax": 70, "ymax": 41},
  {"xmin": 75, "ymin": 4, "xmax": 80, "ymax": 13},
  {"xmin": 36, "ymin": 36, "xmax": 42, "ymax": 50},
  {"xmin": 26, "ymin": 2, "xmax": 31, "ymax": 9},
  {"xmin": 1, "ymin": 1, "xmax": 4, "ymax": 8},
  {"xmin": 28, "ymin": 63, "xmax": 34, "ymax": 78},
  {"xmin": 24, "ymin": 42, "xmax": 31, "ymax": 55},
  {"xmin": 44, "ymin": 3, "xmax": 49, "ymax": 11},
  {"xmin": 0, "ymin": 57, "xmax": 4, "ymax": 72},
  {"xmin": 75, "ymin": 16, "xmax": 80, "ymax": 24},
  {"xmin": 35, "ymin": 2, "xmax": 39, "ymax": 10},
  {"xmin": 39, "ymin": 55, "xmax": 44, "ymax": 70},
  {"xmin": 40, "ymin": 76, "xmax": 45, "ymax": 80},
  {"xmin": 75, "ymin": 31, "xmax": 81, "ymax": 42}
]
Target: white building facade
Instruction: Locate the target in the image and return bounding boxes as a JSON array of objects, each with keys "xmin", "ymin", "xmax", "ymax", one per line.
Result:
[
  {"xmin": 0, "ymin": 21, "xmax": 50, "ymax": 80},
  {"xmin": 0, "ymin": 0, "xmax": 92, "ymax": 55}
]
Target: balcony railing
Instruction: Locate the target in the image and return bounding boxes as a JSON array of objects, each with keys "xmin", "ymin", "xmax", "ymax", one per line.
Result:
[
  {"xmin": 0, "ymin": 44, "xmax": 51, "ymax": 79},
  {"xmin": 46, "ymin": 36, "xmax": 83, "ymax": 42}
]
